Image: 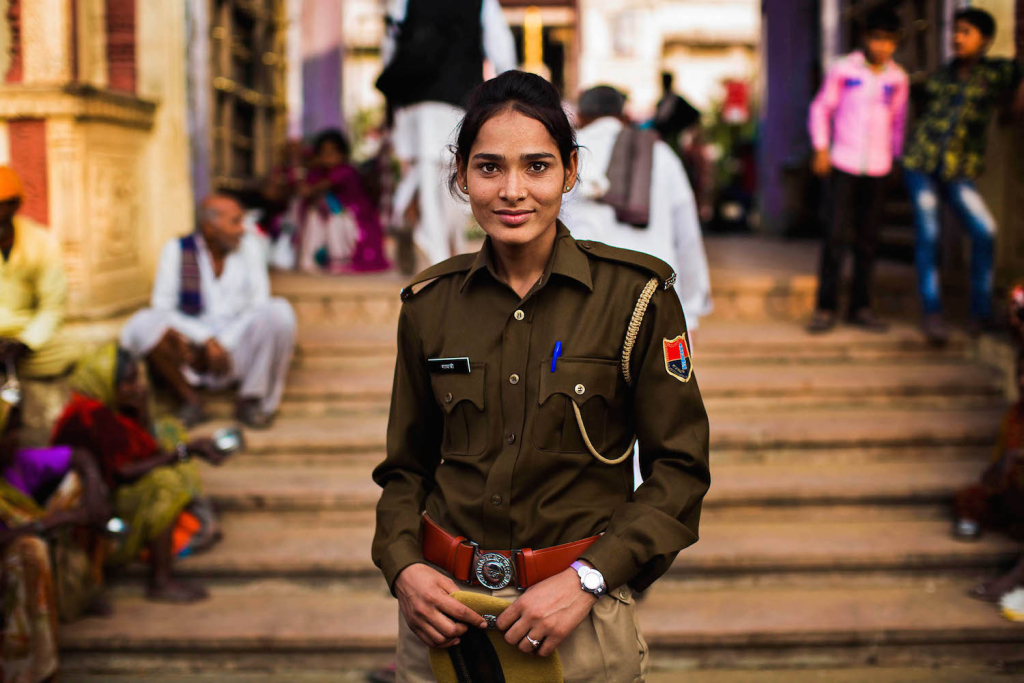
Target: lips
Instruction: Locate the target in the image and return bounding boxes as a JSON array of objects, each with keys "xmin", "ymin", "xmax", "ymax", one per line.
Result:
[{"xmin": 494, "ymin": 210, "xmax": 533, "ymax": 226}]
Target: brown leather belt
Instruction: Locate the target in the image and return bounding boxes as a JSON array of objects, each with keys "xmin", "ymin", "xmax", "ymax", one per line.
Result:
[{"xmin": 421, "ymin": 514, "xmax": 600, "ymax": 591}]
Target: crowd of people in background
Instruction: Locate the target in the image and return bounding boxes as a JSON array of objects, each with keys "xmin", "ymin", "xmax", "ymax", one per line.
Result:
[
  {"xmin": 3, "ymin": 3, "xmax": 1024, "ymax": 680},
  {"xmin": 0, "ymin": 166, "xmax": 293, "ymax": 680}
]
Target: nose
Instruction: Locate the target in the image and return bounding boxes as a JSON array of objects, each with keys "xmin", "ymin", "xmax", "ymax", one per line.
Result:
[{"xmin": 499, "ymin": 170, "xmax": 525, "ymax": 202}]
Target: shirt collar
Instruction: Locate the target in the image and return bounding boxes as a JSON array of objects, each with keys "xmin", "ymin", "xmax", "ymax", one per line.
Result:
[
  {"xmin": 460, "ymin": 222, "xmax": 593, "ymax": 293},
  {"xmin": 581, "ymin": 116, "xmax": 624, "ymax": 136},
  {"xmin": 852, "ymin": 50, "xmax": 894, "ymax": 75}
]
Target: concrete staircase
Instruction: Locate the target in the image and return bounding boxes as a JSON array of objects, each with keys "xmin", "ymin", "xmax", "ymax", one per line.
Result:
[{"xmin": 59, "ymin": 255, "xmax": 1024, "ymax": 680}]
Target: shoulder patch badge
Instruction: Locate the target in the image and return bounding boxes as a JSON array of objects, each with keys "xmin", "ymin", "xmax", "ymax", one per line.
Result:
[{"xmin": 663, "ymin": 334, "xmax": 693, "ymax": 383}]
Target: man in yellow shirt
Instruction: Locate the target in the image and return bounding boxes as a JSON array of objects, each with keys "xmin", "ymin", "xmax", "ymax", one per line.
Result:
[{"xmin": 0, "ymin": 166, "xmax": 75, "ymax": 379}]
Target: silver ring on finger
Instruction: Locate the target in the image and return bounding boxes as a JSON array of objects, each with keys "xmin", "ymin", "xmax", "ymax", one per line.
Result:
[{"xmin": 526, "ymin": 635, "xmax": 542, "ymax": 650}]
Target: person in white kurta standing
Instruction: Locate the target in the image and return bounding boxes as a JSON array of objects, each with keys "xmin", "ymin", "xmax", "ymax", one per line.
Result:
[
  {"xmin": 562, "ymin": 86, "xmax": 713, "ymax": 490},
  {"xmin": 382, "ymin": 0, "xmax": 517, "ymax": 267},
  {"xmin": 119, "ymin": 195, "xmax": 296, "ymax": 429},
  {"xmin": 563, "ymin": 86, "xmax": 713, "ymax": 334}
]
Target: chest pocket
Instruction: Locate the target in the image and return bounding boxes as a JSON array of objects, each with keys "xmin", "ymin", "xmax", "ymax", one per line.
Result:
[
  {"xmin": 430, "ymin": 363, "xmax": 488, "ymax": 456},
  {"xmin": 533, "ymin": 359, "xmax": 632, "ymax": 457}
]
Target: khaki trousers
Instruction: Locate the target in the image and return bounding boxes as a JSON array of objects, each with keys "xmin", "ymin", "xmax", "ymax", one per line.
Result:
[{"xmin": 396, "ymin": 572, "xmax": 650, "ymax": 683}]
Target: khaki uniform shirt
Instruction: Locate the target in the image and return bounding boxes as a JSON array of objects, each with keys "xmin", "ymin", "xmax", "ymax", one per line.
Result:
[{"xmin": 372, "ymin": 223, "xmax": 710, "ymax": 594}]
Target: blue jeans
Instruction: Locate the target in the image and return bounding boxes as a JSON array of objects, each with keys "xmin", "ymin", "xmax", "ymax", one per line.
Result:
[{"xmin": 903, "ymin": 168, "xmax": 997, "ymax": 319}]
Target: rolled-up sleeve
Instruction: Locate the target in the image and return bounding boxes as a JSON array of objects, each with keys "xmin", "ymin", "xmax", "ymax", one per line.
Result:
[
  {"xmin": 580, "ymin": 286, "xmax": 711, "ymax": 592},
  {"xmin": 372, "ymin": 303, "xmax": 445, "ymax": 593}
]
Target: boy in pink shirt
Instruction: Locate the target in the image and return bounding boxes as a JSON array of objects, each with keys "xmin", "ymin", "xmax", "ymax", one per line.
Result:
[{"xmin": 807, "ymin": 8, "xmax": 908, "ymax": 334}]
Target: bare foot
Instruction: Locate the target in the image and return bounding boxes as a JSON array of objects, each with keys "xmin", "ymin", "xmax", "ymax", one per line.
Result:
[
  {"xmin": 146, "ymin": 580, "xmax": 209, "ymax": 604},
  {"xmin": 968, "ymin": 573, "xmax": 1022, "ymax": 603}
]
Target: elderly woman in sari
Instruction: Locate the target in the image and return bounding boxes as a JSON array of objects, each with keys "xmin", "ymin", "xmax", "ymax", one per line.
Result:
[
  {"xmin": 51, "ymin": 344, "xmax": 227, "ymax": 604},
  {"xmin": 1, "ymin": 396, "xmax": 109, "ymax": 683}
]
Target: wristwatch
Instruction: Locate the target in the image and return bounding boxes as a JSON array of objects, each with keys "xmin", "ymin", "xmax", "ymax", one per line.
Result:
[
  {"xmin": 175, "ymin": 442, "xmax": 191, "ymax": 463},
  {"xmin": 570, "ymin": 560, "xmax": 607, "ymax": 597}
]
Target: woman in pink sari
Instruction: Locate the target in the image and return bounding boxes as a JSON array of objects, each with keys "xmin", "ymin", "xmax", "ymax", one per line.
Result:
[{"xmin": 298, "ymin": 129, "xmax": 391, "ymax": 274}]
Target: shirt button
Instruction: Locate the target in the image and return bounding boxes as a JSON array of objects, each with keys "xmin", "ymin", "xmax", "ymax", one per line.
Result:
[
  {"xmin": 507, "ymin": 433, "xmax": 516, "ymax": 444},
  {"xmin": 620, "ymin": 587, "xmax": 630, "ymax": 600},
  {"xmin": 444, "ymin": 392, "xmax": 453, "ymax": 403},
  {"xmin": 491, "ymin": 494, "xmax": 502, "ymax": 506},
  {"xmin": 509, "ymin": 374, "xmax": 520, "ymax": 385},
  {"xmin": 575, "ymin": 384, "xmax": 585, "ymax": 395},
  {"xmin": 514, "ymin": 309, "xmax": 525, "ymax": 321}
]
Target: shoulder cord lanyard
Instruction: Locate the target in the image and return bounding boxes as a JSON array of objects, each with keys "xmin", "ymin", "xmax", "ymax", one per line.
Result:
[{"xmin": 572, "ymin": 277, "xmax": 660, "ymax": 465}]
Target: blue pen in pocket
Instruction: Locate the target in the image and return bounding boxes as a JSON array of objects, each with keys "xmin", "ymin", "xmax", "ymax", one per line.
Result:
[{"xmin": 550, "ymin": 341, "xmax": 562, "ymax": 372}]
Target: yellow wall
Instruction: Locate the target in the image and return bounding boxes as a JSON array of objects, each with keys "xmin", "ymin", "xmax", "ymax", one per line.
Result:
[
  {"xmin": 136, "ymin": 0, "xmax": 194, "ymax": 281},
  {"xmin": 0, "ymin": 0, "xmax": 193, "ymax": 318}
]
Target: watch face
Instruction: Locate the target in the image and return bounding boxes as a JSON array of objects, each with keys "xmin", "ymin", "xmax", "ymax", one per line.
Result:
[{"xmin": 583, "ymin": 572, "xmax": 604, "ymax": 591}]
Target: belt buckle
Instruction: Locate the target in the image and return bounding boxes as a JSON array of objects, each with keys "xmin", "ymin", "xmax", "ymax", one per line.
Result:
[{"xmin": 469, "ymin": 542, "xmax": 518, "ymax": 591}]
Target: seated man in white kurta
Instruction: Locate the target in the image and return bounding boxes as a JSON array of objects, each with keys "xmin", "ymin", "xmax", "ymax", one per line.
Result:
[{"xmin": 120, "ymin": 194, "xmax": 296, "ymax": 428}]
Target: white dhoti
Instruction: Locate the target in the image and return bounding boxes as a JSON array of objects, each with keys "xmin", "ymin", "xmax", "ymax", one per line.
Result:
[
  {"xmin": 392, "ymin": 102, "xmax": 471, "ymax": 266},
  {"xmin": 119, "ymin": 298, "xmax": 296, "ymax": 414}
]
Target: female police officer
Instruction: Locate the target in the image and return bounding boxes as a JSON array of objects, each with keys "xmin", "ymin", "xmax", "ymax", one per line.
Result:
[{"xmin": 371, "ymin": 70, "xmax": 710, "ymax": 682}]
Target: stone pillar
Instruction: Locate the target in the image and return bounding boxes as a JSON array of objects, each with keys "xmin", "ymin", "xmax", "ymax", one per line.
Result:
[{"xmin": 758, "ymin": 0, "xmax": 820, "ymax": 234}]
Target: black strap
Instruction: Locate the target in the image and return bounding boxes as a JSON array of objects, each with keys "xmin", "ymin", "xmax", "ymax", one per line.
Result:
[{"xmin": 447, "ymin": 627, "xmax": 506, "ymax": 683}]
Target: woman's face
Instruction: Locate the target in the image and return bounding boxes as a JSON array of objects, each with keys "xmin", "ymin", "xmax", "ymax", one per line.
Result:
[
  {"xmin": 115, "ymin": 362, "xmax": 147, "ymax": 415},
  {"xmin": 458, "ymin": 110, "xmax": 577, "ymax": 249},
  {"xmin": 315, "ymin": 141, "xmax": 346, "ymax": 168}
]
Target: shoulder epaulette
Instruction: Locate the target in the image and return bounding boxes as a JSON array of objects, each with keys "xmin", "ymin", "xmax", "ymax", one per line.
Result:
[
  {"xmin": 576, "ymin": 240, "xmax": 677, "ymax": 290},
  {"xmin": 399, "ymin": 253, "xmax": 478, "ymax": 301}
]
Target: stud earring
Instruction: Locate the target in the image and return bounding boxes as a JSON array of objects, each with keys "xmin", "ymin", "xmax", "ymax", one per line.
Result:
[{"xmin": 463, "ymin": 185, "xmax": 468, "ymax": 191}]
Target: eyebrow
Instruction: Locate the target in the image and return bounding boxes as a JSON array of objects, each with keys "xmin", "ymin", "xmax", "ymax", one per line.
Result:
[{"xmin": 471, "ymin": 152, "xmax": 557, "ymax": 162}]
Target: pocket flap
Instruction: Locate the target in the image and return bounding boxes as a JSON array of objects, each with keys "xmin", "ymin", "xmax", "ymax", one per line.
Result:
[
  {"xmin": 431, "ymin": 363, "xmax": 486, "ymax": 414},
  {"xmin": 538, "ymin": 358, "xmax": 619, "ymax": 406}
]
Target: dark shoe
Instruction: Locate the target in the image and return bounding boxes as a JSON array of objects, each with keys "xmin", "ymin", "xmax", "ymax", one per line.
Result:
[
  {"xmin": 966, "ymin": 317, "xmax": 999, "ymax": 339},
  {"xmin": 146, "ymin": 580, "xmax": 209, "ymax": 604},
  {"xmin": 367, "ymin": 663, "xmax": 397, "ymax": 683},
  {"xmin": 806, "ymin": 310, "xmax": 836, "ymax": 334},
  {"xmin": 236, "ymin": 399, "xmax": 274, "ymax": 430},
  {"xmin": 922, "ymin": 313, "xmax": 949, "ymax": 347},
  {"xmin": 178, "ymin": 401, "xmax": 209, "ymax": 429},
  {"xmin": 847, "ymin": 309, "xmax": 890, "ymax": 333}
]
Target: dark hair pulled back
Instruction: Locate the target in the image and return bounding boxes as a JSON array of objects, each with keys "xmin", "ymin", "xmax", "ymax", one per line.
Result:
[
  {"xmin": 449, "ymin": 70, "xmax": 578, "ymax": 196},
  {"xmin": 313, "ymin": 128, "xmax": 351, "ymax": 159}
]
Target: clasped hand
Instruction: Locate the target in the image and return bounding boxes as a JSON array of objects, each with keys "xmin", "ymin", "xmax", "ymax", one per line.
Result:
[{"xmin": 395, "ymin": 563, "xmax": 597, "ymax": 657}]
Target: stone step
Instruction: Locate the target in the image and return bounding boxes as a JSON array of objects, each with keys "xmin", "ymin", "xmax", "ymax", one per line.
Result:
[
  {"xmin": 703, "ymin": 237, "xmax": 922, "ymax": 323},
  {"xmin": 269, "ymin": 361, "xmax": 1003, "ymax": 409},
  {"xmin": 195, "ymin": 456, "xmax": 989, "ymax": 513},
  {"xmin": 153, "ymin": 508, "xmax": 1019, "ymax": 580},
  {"xmin": 60, "ymin": 665, "xmax": 1024, "ymax": 683},
  {"xmin": 60, "ymin": 577, "xmax": 1024, "ymax": 673},
  {"xmin": 223, "ymin": 406, "xmax": 1001, "ymax": 455},
  {"xmin": 292, "ymin": 321, "xmax": 971, "ymax": 365}
]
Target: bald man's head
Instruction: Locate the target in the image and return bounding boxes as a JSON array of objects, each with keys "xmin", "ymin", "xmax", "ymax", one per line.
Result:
[{"xmin": 198, "ymin": 193, "xmax": 244, "ymax": 253}]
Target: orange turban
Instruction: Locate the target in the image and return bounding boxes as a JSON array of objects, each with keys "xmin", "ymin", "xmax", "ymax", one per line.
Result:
[{"xmin": 0, "ymin": 166, "xmax": 24, "ymax": 202}]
